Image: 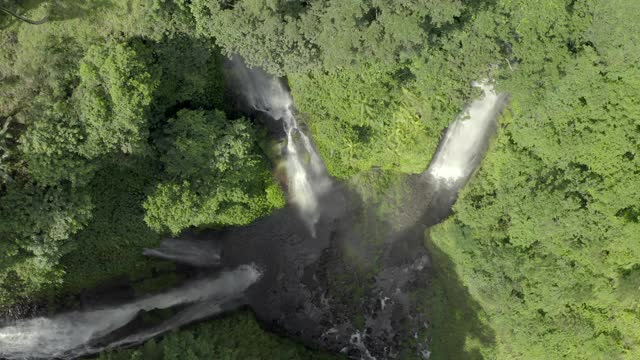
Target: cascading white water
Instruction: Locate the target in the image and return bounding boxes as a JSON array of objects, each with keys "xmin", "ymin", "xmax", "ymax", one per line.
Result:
[
  {"xmin": 0, "ymin": 264, "xmax": 261, "ymax": 360},
  {"xmin": 227, "ymin": 57, "xmax": 331, "ymax": 234},
  {"xmin": 143, "ymin": 238, "xmax": 220, "ymax": 267},
  {"xmin": 426, "ymin": 81, "xmax": 508, "ymax": 185},
  {"xmin": 281, "ymin": 106, "xmax": 331, "ymax": 234},
  {"xmin": 102, "ymin": 297, "xmax": 234, "ymax": 352}
]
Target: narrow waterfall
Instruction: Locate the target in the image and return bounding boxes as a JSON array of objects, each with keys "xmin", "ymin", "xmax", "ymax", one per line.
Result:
[
  {"xmin": 226, "ymin": 57, "xmax": 331, "ymax": 235},
  {"xmin": 0, "ymin": 265, "xmax": 261, "ymax": 360},
  {"xmin": 142, "ymin": 238, "xmax": 221, "ymax": 267},
  {"xmin": 426, "ymin": 81, "xmax": 508, "ymax": 185}
]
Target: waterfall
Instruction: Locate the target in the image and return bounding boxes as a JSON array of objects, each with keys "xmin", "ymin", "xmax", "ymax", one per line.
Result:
[
  {"xmin": 101, "ymin": 297, "xmax": 240, "ymax": 351},
  {"xmin": 281, "ymin": 107, "xmax": 331, "ymax": 234},
  {"xmin": 142, "ymin": 238, "xmax": 220, "ymax": 267},
  {"xmin": 0, "ymin": 264, "xmax": 261, "ymax": 360},
  {"xmin": 226, "ymin": 57, "xmax": 331, "ymax": 235},
  {"xmin": 0, "ymin": 74, "xmax": 509, "ymax": 360},
  {"xmin": 426, "ymin": 81, "xmax": 508, "ymax": 185}
]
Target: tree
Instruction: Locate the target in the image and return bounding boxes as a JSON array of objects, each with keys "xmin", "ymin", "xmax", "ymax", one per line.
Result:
[
  {"xmin": 74, "ymin": 39, "xmax": 158, "ymax": 158},
  {"xmin": 0, "ymin": 9, "xmax": 235, "ymax": 307},
  {"xmin": 98, "ymin": 311, "xmax": 339, "ymax": 360},
  {"xmin": 144, "ymin": 110, "xmax": 284, "ymax": 234},
  {"xmin": 18, "ymin": 39, "xmax": 158, "ymax": 186},
  {"xmin": 149, "ymin": 35, "xmax": 226, "ymax": 120},
  {"xmin": 189, "ymin": 0, "xmax": 467, "ymax": 74},
  {"xmin": 190, "ymin": 0, "xmax": 319, "ymax": 75},
  {"xmin": 289, "ymin": 61, "xmax": 454, "ymax": 178},
  {"xmin": 0, "ymin": 180, "xmax": 92, "ymax": 306}
]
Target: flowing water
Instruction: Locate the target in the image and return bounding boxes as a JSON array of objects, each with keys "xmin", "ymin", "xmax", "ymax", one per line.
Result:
[
  {"xmin": 426, "ymin": 81, "xmax": 508, "ymax": 186},
  {"xmin": 0, "ymin": 265, "xmax": 261, "ymax": 359},
  {"xmin": 142, "ymin": 238, "xmax": 220, "ymax": 267},
  {"xmin": 0, "ymin": 71, "xmax": 508, "ymax": 359},
  {"xmin": 226, "ymin": 57, "xmax": 332, "ymax": 235}
]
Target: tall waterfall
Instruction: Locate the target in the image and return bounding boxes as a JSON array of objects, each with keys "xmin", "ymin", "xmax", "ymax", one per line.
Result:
[
  {"xmin": 0, "ymin": 265, "xmax": 261, "ymax": 360},
  {"xmin": 426, "ymin": 81, "xmax": 508, "ymax": 185},
  {"xmin": 226, "ymin": 57, "xmax": 331, "ymax": 235}
]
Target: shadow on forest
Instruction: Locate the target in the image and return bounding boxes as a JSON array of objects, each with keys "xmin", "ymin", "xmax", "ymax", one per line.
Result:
[
  {"xmin": 382, "ymin": 174, "xmax": 497, "ymax": 359},
  {"xmin": 424, "ymin": 234, "xmax": 496, "ymax": 359}
]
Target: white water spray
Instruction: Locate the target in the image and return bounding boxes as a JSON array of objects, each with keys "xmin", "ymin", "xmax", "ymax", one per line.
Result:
[
  {"xmin": 143, "ymin": 238, "xmax": 220, "ymax": 267},
  {"xmin": 227, "ymin": 57, "xmax": 331, "ymax": 234},
  {"xmin": 0, "ymin": 264, "xmax": 261, "ymax": 360},
  {"xmin": 426, "ymin": 81, "xmax": 508, "ymax": 184}
]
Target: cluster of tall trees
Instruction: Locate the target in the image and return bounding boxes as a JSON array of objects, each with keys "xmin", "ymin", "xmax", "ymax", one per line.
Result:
[
  {"xmin": 0, "ymin": 0, "xmax": 638, "ymax": 359},
  {"xmin": 0, "ymin": 1, "xmax": 283, "ymax": 306}
]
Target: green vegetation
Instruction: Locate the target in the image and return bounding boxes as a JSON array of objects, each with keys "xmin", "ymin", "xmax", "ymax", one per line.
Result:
[
  {"xmin": 58, "ymin": 159, "xmax": 171, "ymax": 295},
  {"xmin": 144, "ymin": 109, "xmax": 283, "ymax": 234},
  {"xmin": 189, "ymin": 0, "xmax": 466, "ymax": 75},
  {"xmin": 0, "ymin": 0, "xmax": 638, "ymax": 359},
  {"xmin": 430, "ymin": 1, "xmax": 640, "ymax": 358},
  {"xmin": 98, "ymin": 311, "xmax": 342, "ymax": 360},
  {"xmin": 0, "ymin": 0, "xmax": 283, "ymax": 307},
  {"xmin": 289, "ymin": 64, "xmax": 450, "ymax": 178}
]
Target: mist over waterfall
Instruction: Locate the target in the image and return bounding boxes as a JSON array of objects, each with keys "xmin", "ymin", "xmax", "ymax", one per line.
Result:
[
  {"xmin": 0, "ymin": 265, "xmax": 261, "ymax": 360},
  {"xmin": 226, "ymin": 57, "xmax": 331, "ymax": 235},
  {"xmin": 426, "ymin": 82, "xmax": 508, "ymax": 186}
]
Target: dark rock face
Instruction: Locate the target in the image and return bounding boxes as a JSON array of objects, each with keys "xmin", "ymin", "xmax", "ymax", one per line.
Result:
[{"xmin": 175, "ymin": 175, "xmax": 458, "ymax": 359}]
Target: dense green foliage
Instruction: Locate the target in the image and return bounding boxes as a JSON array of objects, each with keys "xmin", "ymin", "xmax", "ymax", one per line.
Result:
[
  {"xmin": 0, "ymin": 180, "xmax": 92, "ymax": 298},
  {"xmin": 145, "ymin": 109, "xmax": 284, "ymax": 234},
  {"xmin": 0, "ymin": 1, "xmax": 282, "ymax": 307},
  {"xmin": 59, "ymin": 159, "xmax": 172, "ymax": 295},
  {"xmin": 289, "ymin": 64, "xmax": 449, "ymax": 178},
  {"xmin": 98, "ymin": 311, "xmax": 341, "ymax": 360},
  {"xmin": 190, "ymin": 0, "xmax": 487, "ymax": 178},
  {"xmin": 430, "ymin": 1, "xmax": 640, "ymax": 358},
  {"xmin": 0, "ymin": 0, "xmax": 638, "ymax": 359},
  {"xmin": 190, "ymin": 0, "xmax": 466, "ymax": 75}
]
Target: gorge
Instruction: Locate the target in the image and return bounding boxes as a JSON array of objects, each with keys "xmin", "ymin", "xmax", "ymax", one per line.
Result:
[{"xmin": 0, "ymin": 60, "xmax": 507, "ymax": 360}]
